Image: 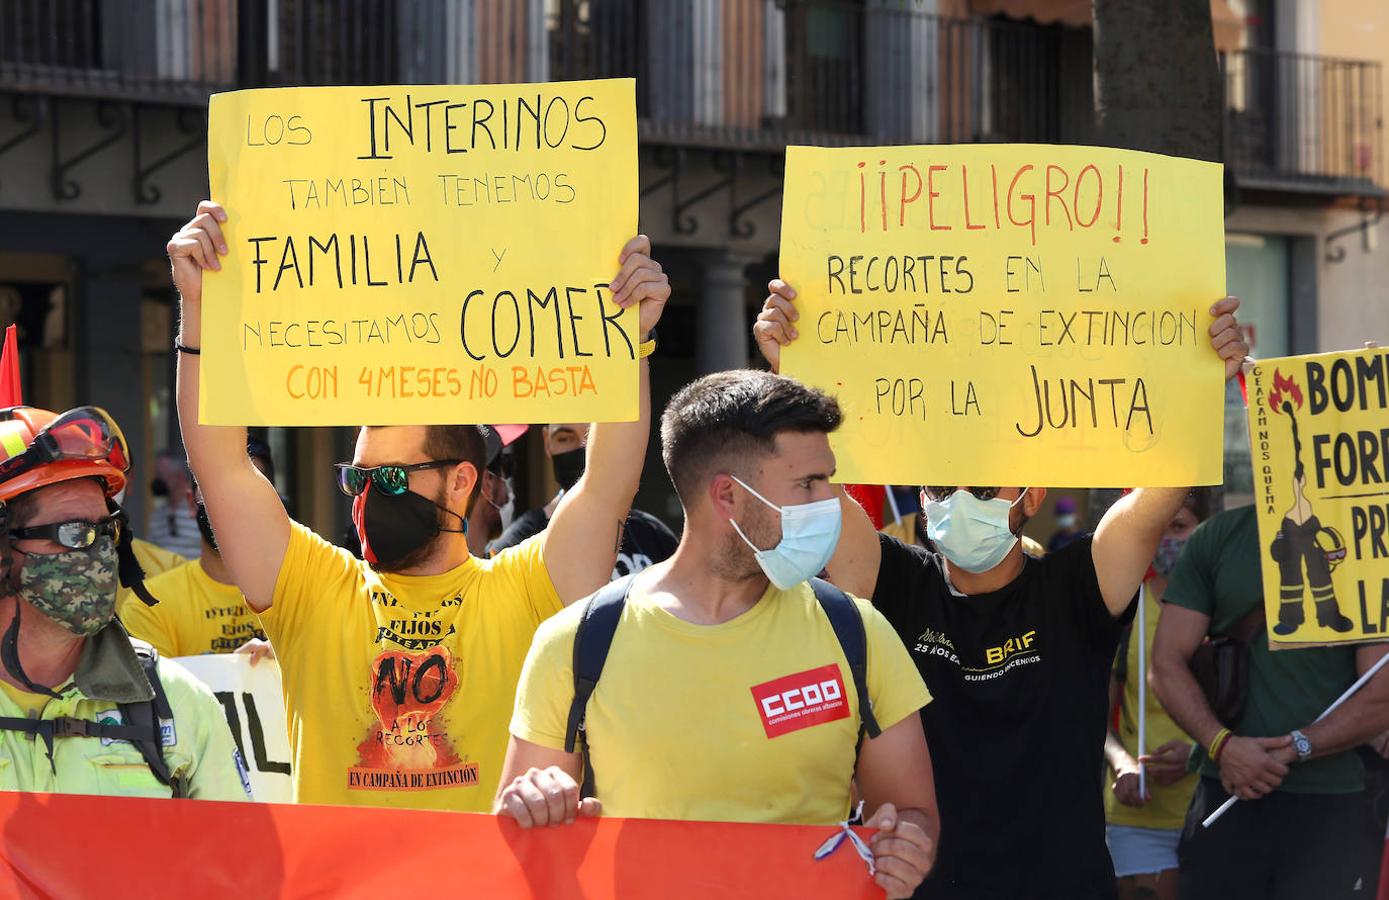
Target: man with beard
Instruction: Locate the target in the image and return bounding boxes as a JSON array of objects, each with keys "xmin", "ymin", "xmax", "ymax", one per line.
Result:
[
  {"xmin": 489, "ymin": 421, "xmax": 678, "ymax": 579},
  {"xmin": 120, "ymin": 438, "xmax": 276, "ymax": 658},
  {"xmin": 168, "ymin": 200, "xmax": 670, "ymax": 811},
  {"xmin": 498, "ymin": 370, "xmax": 938, "ymax": 900},
  {"xmin": 0, "ymin": 404, "xmax": 249, "ymax": 799},
  {"xmin": 752, "ymin": 279, "xmax": 1250, "ymax": 899}
]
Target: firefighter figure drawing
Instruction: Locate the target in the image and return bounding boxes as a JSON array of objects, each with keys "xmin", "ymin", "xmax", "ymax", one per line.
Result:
[{"xmin": 1269, "ymin": 370, "xmax": 1352, "ymax": 636}]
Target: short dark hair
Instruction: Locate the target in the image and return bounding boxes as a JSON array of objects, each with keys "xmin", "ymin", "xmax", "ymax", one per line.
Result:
[
  {"xmin": 660, "ymin": 370, "xmax": 842, "ymax": 503},
  {"xmin": 422, "ymin": 425, "xmax": 486, "ymax": 475}
]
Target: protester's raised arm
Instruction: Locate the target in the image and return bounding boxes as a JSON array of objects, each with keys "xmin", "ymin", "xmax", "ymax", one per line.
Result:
[
  {"xmin": 543, "ymin": 236, "xmax": 670, "ymax": 605},
  {"xmin": 1093, "ymin": 296, "xmax": 1250, "ymax": 617},
  {"xmin": 826, "ymin": 487, "xmax": 883, "ymax": 598},
  {"xmin": 1092, "ymin": 488, "xmax": 1187, "ymax": 616},
  {"xmin": 170, "ymin": 200, "xmax": 290, "ymax": 613},
  {"xmin": 753, "ymin": 281, "xmax": 882, "ymax": 595}
]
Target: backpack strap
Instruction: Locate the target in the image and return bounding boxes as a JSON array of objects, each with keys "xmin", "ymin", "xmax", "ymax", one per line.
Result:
[
  {"xmin": 0, "ymin": 715, "xmax": 154, "ymax": 773},
  {"xmin": 119, "ymin": 643, "xmax": 187, "ymax": 797},
  {"xmin": 0, "ymin": 648, "xmax": 185, "ymax": 796},
  {"xmin": 563, "ymin": 574, "xmax": 636, "ymax": 797},
  {"xmin": 809, "ymin": 577, "xmax": 881, "ymax": 742}
]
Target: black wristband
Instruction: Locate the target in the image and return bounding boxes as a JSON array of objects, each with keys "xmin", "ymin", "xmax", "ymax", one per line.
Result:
[{"xmin": 175, "ymin": 343, "xmax": 201, "ymax": 355}]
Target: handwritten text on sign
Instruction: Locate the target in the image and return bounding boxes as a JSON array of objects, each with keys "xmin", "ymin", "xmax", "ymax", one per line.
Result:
[
  {"xmin": 203, "ymin": 80, "xmax": 639, "ymax": 425},
  {"xmin": 175, "ymin": 654, "xmax": 292, "ymax": 802},
  {"xmin": 1246, "ymin": 349, "xmax": 1389, "ymax": 648},
  {"xmin": 779, "ymin": 145, "xmax": 1226, "ymax": 487}
]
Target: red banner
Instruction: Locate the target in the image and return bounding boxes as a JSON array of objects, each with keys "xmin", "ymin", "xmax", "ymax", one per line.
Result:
[{"xmin": 0, "ymin": 792, "xmax": 881, "ymax": 899}]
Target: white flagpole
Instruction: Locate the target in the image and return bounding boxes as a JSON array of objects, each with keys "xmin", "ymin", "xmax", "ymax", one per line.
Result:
[
  {"xmin": 1203, "ymin": 649, "xmax": 1389, "ymax": 827},
  {"xmin": 1137, "ymin": 583, "xmax": 1147, "ymax": 799}
]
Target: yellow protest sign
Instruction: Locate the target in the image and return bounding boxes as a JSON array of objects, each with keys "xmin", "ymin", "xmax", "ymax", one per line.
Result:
[
  {"xmin": 1246, "ymin": 349, "xmax": 1389, "ymax": 648},
  {"xmin": 779, "ymin": 144, "xmax": 1226, "ymax": 487},
  {"xmin": 203, "ymin": 80, "xmax": 638, "ymax": 425}
]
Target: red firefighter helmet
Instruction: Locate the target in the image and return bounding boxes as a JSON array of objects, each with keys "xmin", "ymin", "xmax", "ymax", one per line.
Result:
[{"xmin": 0, "ymin": 406, "xmax": 129, "ymax": 505}]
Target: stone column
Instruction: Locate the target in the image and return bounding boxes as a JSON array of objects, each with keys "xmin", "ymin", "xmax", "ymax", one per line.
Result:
[{"xmin": 696, "ymin": 251, "xmax": 755, "ymax": 375}]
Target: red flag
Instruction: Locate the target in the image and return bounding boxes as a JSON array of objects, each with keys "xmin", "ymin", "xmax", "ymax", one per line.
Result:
[
  {"xmin": 0, "ymin": 324, "xmax": 20, "ymax": 407},
  {"xmin": 843, "ymin": 484, "xmax": 886, "ymax": 530}
]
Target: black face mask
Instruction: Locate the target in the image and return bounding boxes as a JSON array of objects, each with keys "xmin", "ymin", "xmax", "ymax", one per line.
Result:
[
  {"xmin": 196, "ymin": 502, "xmax": 217, "ymax": 552},
  {"xmin": 151, "ymin": 478, "xmax": 169, "ymax": 498},
  {"xmin": 551, "ymin": 448, "xmax": 585, "ymax": 491},
  {"xmin": 352, "ymin": 488, "xmax": 466, "ymax": 571}
]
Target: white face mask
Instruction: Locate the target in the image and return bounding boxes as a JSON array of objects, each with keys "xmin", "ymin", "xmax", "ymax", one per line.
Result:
[
  {"xmin": 728, "ymin": 475, "xmax": 842, "ymax": 590},
  {"xmin": 925, "ymin": 488, "xmax": 1029, "ymax": 575}
]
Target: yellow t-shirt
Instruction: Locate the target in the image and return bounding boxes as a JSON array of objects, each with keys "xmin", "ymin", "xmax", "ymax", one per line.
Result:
[
  {"xmin": 259, "ymin": 522, "xmax": 562, "ymax": 811},
  {"xmin": 1105, "ymin": 580, "xmax": 1197, "ymax": 829},
  {"xmin": 511, "ymin": 581, "xmax": 931, "ymax": 824},
  {"xmin": 116, "ymin": 538, "xmax": 188, "ymax": 617},
  {"xmin": 120, "ymin": 560, "xmax": 262, "ymax": 658}
]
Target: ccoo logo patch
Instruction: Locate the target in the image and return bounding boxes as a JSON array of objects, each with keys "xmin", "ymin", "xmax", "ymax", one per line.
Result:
[{"xmin": 750, "ymin": 664, "xmax": 850, "ymax": 739}]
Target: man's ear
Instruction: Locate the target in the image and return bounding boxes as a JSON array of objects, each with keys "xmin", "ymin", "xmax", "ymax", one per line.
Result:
[
  {"xmin": 708, "ymin": 473, "xmax": 740, "ymax": 520},
  {"xmin": 451, "ymin": 461, "xmax": 480, "ymax": 502},
  {"xmin": 1021, "ymin": 487, "xmax": 1048, "ymax": 518}
]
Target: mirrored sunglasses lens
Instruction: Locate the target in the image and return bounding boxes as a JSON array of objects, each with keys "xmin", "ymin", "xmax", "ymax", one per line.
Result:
[
  {"xmin": 58, "ymin": 522, "xmax": 97, "ymax": 549},
  {"xmin": 374, "ymin": 466, "xmax": 409, "ymax": 495},
  {"xmin": 336, "ymin": 467, "xmax": 365, "ymax": 496}
]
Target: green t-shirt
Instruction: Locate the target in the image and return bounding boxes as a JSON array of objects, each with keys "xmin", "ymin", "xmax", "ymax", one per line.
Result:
[{"xmin": 1163, "ymin": 505, "xmax": 1363, "ymax": 794}]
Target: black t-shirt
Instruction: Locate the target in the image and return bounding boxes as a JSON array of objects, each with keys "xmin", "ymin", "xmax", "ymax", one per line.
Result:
[
  {"xmin": 872, "ymin": 534, "xmax": 1131, "ymax": 900},
  {"xmin": 489, "ymin": 506, "xmax": 679, "ymax": 581}
]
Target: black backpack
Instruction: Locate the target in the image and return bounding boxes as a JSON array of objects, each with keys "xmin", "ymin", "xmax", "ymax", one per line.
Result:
[
  {"xmin": 0, "ymin": 641, "xmax": 187, "ymax": 797},
  {"xmin": 563, "ymin": 575, "xmax": 882, "ymax": 795}
]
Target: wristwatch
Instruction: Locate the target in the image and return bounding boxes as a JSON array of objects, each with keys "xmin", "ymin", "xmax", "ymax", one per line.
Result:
[{"xmin": 1290, "ymin": 729, "xmax": 1313, "ymax": 761}]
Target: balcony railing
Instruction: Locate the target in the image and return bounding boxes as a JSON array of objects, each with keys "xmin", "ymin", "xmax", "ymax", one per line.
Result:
[
  {"xmin": 4, "ymin": 1, "xmax": 1383, "ymax": 197},
  {"xmin": 1, "ymin": 0, "xmax": 1082, "ymax": 147},
  {"xmin": 0, "ymin": 0, "xmax": 235, "ymax": 102},
  {"xmin": 547, "ymin": 0, "xmax": 1083, "ymax": 147},
  {"xmin": 1223, "ymin": 49, "xmax": 1385, "ymax": 195}
]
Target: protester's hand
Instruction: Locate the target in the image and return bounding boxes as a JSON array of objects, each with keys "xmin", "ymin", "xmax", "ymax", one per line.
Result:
[
  {"xmin": 609, "ymin": 235, "xmax": 670, "ymax": 341},
  {"xmin": 497, "ymin": 766, "xmax": 601, "ymax": 828},
  {"xmin": 235, "ymin": 638, "xmax": 275, "ymax": 667},
  {"xmin": 1111, "ymin": 768, "xmax": 1147, "ymax": 807},
  {"xmin": 1209, "ymin": 295, "xmax": 1249, "ymax": 381},
  {"xmin": 753, "ymin": 279, "xmax": 799, "ymax": 373},
  {"xmin": 1218, "ymin": 735, "xmax": 1292, "ymax": 800},
  {"xmin": 864, "ymin": 803, "xmax": 934, "ymax": 899},
  {"xmin": 1373, "ymin": 731, "xmax": 1389, "ymax": 759},
  {"xmin": 1139, "ymin": 738, "xmax": 1193, "ymax": 787},
  {"xmin": 166, "ymin": 200, "xmax": 228, "ymax": 306}
]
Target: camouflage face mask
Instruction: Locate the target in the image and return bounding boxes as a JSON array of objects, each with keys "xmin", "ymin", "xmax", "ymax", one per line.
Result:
[{"xmin": 17, "ymin": 535, "xmax": 120, "ymax": 636}]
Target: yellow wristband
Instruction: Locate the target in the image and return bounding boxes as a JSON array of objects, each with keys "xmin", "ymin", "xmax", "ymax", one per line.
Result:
[
  {"xmin": 1208, "ymin": 727, "xmax": 1232, "ymax": 761},
  {"xmin": 638, "ymin": 336, "xmax": 657, "ymax": 359}
]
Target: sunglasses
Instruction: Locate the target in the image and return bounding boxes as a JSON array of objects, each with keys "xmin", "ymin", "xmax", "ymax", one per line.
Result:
[
  {"xmin": 922, "ymin": 486, "xmax": 1012, "ymax": 502},
  {"xmin": 0, "ymin": 407, "xmax": 129, "ymax": 484},
  {"xmin": 10, "ymin": 514, "xmax": 123, "ymax": 550},
  {"xmin": 335, "ymin": 460, "xmax": 462, "ymax": 497}
]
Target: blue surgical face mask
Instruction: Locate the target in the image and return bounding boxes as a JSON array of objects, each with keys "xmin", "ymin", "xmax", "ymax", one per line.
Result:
[
  {"xmin": 728, "ymin": 475, "xmax": 842, "ymax": 590},
  {"xmin": 925, "ymin": 488, "xmax": 1029, "ymax": 575}
]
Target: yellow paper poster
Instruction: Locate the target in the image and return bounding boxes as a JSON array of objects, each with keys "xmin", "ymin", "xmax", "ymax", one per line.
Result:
[
  {"xmin": 1246, "ymin": 349, "xmax": 1389, "ymax": 648},
  {"xmin": 203, "ymin": 79, "xmax": 638, "ymax": 426},
  {"xmin": 779, "ymin": 144, "xmax": 1226, "ymax": 487}
]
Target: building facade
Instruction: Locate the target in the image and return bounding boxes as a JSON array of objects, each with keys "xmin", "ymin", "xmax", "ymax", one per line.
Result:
[{"xmin": 0, "ymin": 0, "xmax": 1383, "ymax": 538}]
